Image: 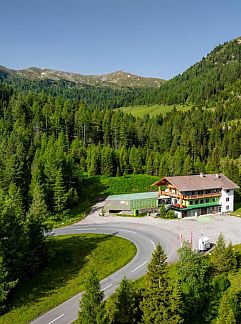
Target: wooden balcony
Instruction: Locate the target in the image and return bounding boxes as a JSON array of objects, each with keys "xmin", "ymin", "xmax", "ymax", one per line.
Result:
[
  {"xmin": 159, "ymin": 191, "xmax": 179, "ymax": 198},
  {"xmin": 159, "ymin": 191, "xmax": 221, "ymax": 200},
  {"xmin": 184, "ymin": 192, "xmax": 221, "ymax": 200}
]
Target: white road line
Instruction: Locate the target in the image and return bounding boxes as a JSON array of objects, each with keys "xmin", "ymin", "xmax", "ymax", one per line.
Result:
[
  {"xmin": 121, "ymin": 230, "xmax": 136, "ymax": 234},
  {"xmin": 101, "ymin": 284, "xmax": 113, "ymax": 291},
  {"xmin": 48, "ymin": 314, "xmax": 64, "ymax": 324},
  {"xmin": 150, "ymin": 240, "xmax": 156, "ymax": 249},
  {"xmin": 75, "ymin": 228, "xmax": 97, "ymax": 231},
  {"xmin": 131, "ymin": 260, "xmax": 148, "ymax": 273}
]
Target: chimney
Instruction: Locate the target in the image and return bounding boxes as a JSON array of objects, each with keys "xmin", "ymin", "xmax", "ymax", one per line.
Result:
[
  {"xmin": 215, "ymin": 173, "xmax": 220, "ymax": 178},
  {"xmin": 200, "ymin": 173, "xmax": 204, "ymax": 178}
]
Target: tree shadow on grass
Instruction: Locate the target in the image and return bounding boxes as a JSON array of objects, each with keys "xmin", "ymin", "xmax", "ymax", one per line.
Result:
[
  {"xmin": 53, "ymin": 176, "xmax": 108, "ymax": 225},
  {"xmin": 83, "ymin": 176, "xmax": 108, "ymax": 201},
  {"xmin": 6, "ymin": 234, "xmax": 111, "ymax": 313}
]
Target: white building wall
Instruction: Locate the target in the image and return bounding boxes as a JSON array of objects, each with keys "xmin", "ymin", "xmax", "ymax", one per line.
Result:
[{"xmin": 219, "ymin": 189, "xmax": 234, "ymax": 212}]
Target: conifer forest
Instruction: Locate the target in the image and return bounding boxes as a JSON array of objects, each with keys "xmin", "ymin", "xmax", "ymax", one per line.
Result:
[{"xmin": 1, "ymin": 36, "xmax": 241, "ymax": 322}]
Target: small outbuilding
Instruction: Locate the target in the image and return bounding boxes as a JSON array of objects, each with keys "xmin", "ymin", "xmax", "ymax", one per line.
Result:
[{"xmin": 103, "ymin": 192, "xmax": 158, "ymax": 215}]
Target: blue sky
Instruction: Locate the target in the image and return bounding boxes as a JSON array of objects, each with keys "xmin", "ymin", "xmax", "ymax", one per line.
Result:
[{"xmin": 1, "ymin": 0, "xmax": 241, "ymax": 79}]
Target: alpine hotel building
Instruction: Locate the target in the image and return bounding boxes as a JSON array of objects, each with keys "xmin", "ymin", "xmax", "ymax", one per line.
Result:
[{"xmin": 152, "ymin": 173, "xmax": 239, "ymax": 218}]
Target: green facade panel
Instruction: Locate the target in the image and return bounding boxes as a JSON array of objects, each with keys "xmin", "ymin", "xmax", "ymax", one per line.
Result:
[
  {"xmin": 130, "ymin": 197, "xmax": 158, "ymax": 210},
  {"xmin": 104, "ymin": 192, "xmax": 159, "ymax": 213}
]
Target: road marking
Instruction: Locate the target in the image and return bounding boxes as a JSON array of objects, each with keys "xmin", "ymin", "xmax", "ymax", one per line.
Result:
[
  {"xmin": 101, "ymin": 283, "xmax": 113, "ymax": 291},
  {"xmin": 150, "ymin": 240, "xmax": 156, "ymax": 249},
  {"xmin": 48, "ymin": 314, "xmax": 64, "ymax": 324},
  {"xmin": 76, "ymin": 228, "xmax": 97, "ymax": 231},
  {"xmin": 121, "ymin": 230, "xmax": 136, "ymax": 234},
  {"xmin": 131, "ymin": 261, "xmax": 148, "ymax": 273}
]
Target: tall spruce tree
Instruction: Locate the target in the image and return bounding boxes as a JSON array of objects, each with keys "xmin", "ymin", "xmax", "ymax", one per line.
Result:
[
  {"xmin": 216, "ymin": 293, "xmax": 236, "ymax": 324},
  {"xmin": 26, "ymin": 182, "xmax": 49, "ymax": 274},
  {"xmin": 0, "ymin": 256, "xmax": 17, "ymax": 314},
  {"xmin": 210, "ymin": 234, "xmax": 237, "ymax": 274},
  {"xmin": 78, "ymin": 270, "xmax": 106, "ymax": 324},
  {"xmin": 177, "ymin": 241, "xmax": 210, "ymax": 323},
  {"xmin": 53, "ymin": 169, "xmax": 68, "ymax": 213},
  {"xmin": 141, "ymin": 243, "xmax": 183, "ymax": 324},
  {"xmin": 106, "ymin": 277, "xmax": 141, "ymax": 323}
]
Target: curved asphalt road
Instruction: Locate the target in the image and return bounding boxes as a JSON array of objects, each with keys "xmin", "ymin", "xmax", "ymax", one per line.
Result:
[{"xmin": 32, "ymin": 222, "xmax": 178, "ymax": 324}]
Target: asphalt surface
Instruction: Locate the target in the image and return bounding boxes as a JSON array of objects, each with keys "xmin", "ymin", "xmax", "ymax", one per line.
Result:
[{"xmin": 31, "ymin": 222, "xmax": 178, "ymax": 324}]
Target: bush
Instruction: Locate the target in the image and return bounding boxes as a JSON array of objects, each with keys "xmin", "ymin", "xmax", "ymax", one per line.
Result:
[{"xmin": 159, "ymin": 204, "xmax": 176, "ymax": 219}]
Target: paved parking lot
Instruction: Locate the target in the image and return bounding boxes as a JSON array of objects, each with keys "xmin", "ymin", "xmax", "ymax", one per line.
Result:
[{"xmin": 79, "ymin": 202, "xmax": 241, "ymax": 249}]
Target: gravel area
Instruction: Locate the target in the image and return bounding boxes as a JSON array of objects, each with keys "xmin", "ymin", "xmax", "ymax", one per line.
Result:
[{"xmin": 77, "ymin": 202, "xmax": 241, "ymax": 249}]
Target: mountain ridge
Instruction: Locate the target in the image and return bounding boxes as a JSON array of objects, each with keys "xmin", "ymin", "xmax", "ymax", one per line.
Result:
[{"xmin": 0, "ymin": 65, "xmax": 164, "ymax": 88}]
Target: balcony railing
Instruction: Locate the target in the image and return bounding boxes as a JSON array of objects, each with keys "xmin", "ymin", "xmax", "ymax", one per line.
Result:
[
  {"xmin": 159, "ymin": 191, "xmax": 221, "ymax": 200},
  {"xmin": 159, "ymin": 191, "xmax": 178, "ymax": 198},
  {"xmin": 184, "ymin": 192, "xmax": 221, "ymax": 200}
]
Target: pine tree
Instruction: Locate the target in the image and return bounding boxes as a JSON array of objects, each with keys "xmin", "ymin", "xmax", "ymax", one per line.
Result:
[
  {"xmin": 0, "ymin": 195, "xmax": 27, "ymax": 280},
  {"xmin": 26, "ymin": 182, "xmax": 49, "ymax": 274},
  {"xmin": 205, "ymin": 147, "xmax": 221, "ymax": 173},
  {"xmin": 119, "ymin": 122, "xmax": 128, "ymax": 147},
  {"xmin": 106, "ymin": 277, "xmax": 140, "ymax": 323},
  {"xmin": 177, "ymin": 241, "xmax": 210, "ymax": 322},
  {"xmin": 146, "ymin": 154, "xmax": 153, "ymax": 175},
  {"xmin": 194, "ymin": 157, "xmax": 205, "ymax": 174},
  {"xmin": 216, "ymin": 293, "xmax": 236, "ymax": 324},
  {"xmin": 0, "ymin": 256, "xmax": 18, "ymax": 314},
  {"xmin": 129, "ymin": 147, "xmax": 142, "ymax": 174},
  {"xmin": 141, "ymin": 243, "xmax": 182, "ymax": 323},
  {"xmin": 118, "ymin": 146, "xmax": 130, "ymax": 175},
  {"xmin": 86, "ymin": 145, "xmax": 100, "ymax": 176},
  {"xmin": 101, "ymin": 146, "xmax": 114, "ymax": 176},
  {"xmin": 78, "ymin": 270, "xmax": 106, "ymax": 324},
  {"xmin": 183, "ymin": 155, "xmax": 194, "ymax": 175},
  {"xmin": 210, "ymin": 234, "xmax": 237, "ymax": 274},
  {"xmin": 53, "ymin": 169, "xmax": 68, "ymax": 213}
]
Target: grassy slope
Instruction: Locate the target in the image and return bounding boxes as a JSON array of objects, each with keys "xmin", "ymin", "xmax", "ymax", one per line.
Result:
[
  {"xmin": 1, "ymin": 234, "xmax": 136, "ymax": 324},
  {"xmin": 54, "ymin": 174, "xmax": 159, "ymax": 226},
  {"xmin": 98, "ymin": 174, "xmax": 159, "ymax": 195},
  {"xmin": 231, "ymin": 202, "xmax": 241, "ymax": 217},
  {"xmin": 118, "ymin": 104, "xmax": 191, "ymax": 117}
]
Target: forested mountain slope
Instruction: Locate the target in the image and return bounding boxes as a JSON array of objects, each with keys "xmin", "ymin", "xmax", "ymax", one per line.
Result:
[
  {"xmin": 158, "ymin": 36, "xmax": 241, "ymax": 106},
  {"xmin": 1, "ymin": 36, "xmax": 241, "ymax": 314},
  {"xmin": 0, "ymin": 66, "xmax": 163, "ymax": 109}
]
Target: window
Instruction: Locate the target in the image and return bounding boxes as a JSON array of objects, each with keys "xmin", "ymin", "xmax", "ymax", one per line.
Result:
[
  {"xmin": 200, "ymin": 200, "xmax": 204, "ymax": 204},
  {"xmin": 226, "ymin": 190, "xmax": 230, "ymax": 193},
  {"xmin": 213, "ymin": 198, "xmax": 215, "ymax": 202},
  {"xmin": 226, "ymin": 205, "xmax": 229, "ymax": 211},
  {"xmin": 206, "ymin": 199, "xmax": 209, "ymax": 203},
  {"xmin": 190, "ymin": 201, "xmax": 193, "ymax": 205},
  {"xmin": 195, "ymin": 200, "xmax": 198, "ymax": 205},
  {"xmin": 226, "ymin": 197, "xmax": 229, "ymax": 202}
]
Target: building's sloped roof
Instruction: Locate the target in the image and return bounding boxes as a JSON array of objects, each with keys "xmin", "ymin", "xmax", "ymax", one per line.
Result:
[
  {"xmin": 106, "ymin": 191, "xmax": 158, "ymax": 201},
  {"xmin": 152, "ymin": 174, "xmax": 239, "ymax": 191}
]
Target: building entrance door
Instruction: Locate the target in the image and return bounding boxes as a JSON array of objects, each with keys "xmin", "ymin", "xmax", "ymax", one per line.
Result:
[{"xmin": 201, "ymin": 207, "xmax": 207, "ymax": 215}]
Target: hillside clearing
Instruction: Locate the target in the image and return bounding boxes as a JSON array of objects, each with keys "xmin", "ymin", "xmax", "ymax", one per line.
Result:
[
  {"xmin": 0, "ymin": 234, "xmax": 136, "ymax": 324},
  {"xmin": 118, "ymin": 104, "xmax": 191, "ymax": 117}
]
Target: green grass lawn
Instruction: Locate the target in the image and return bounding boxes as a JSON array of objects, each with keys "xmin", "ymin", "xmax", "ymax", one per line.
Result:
[
  {"xmin": 99, "ymin": 174, "xmax": 159, "ymax": 195},
  {"xmin": 53, "ymin": 174, "xmax": 159, "ymax": 226},
  {"xmin": 230, "ymin": 202, "xmax": 241, "ymax": 217},
  {"xmin": 1, "ymin": 234, "xmax": 136, "ymax": 324},
  {"xmin": 118, "ymin": 104, "xmax": 191, "ymax": 117}
]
